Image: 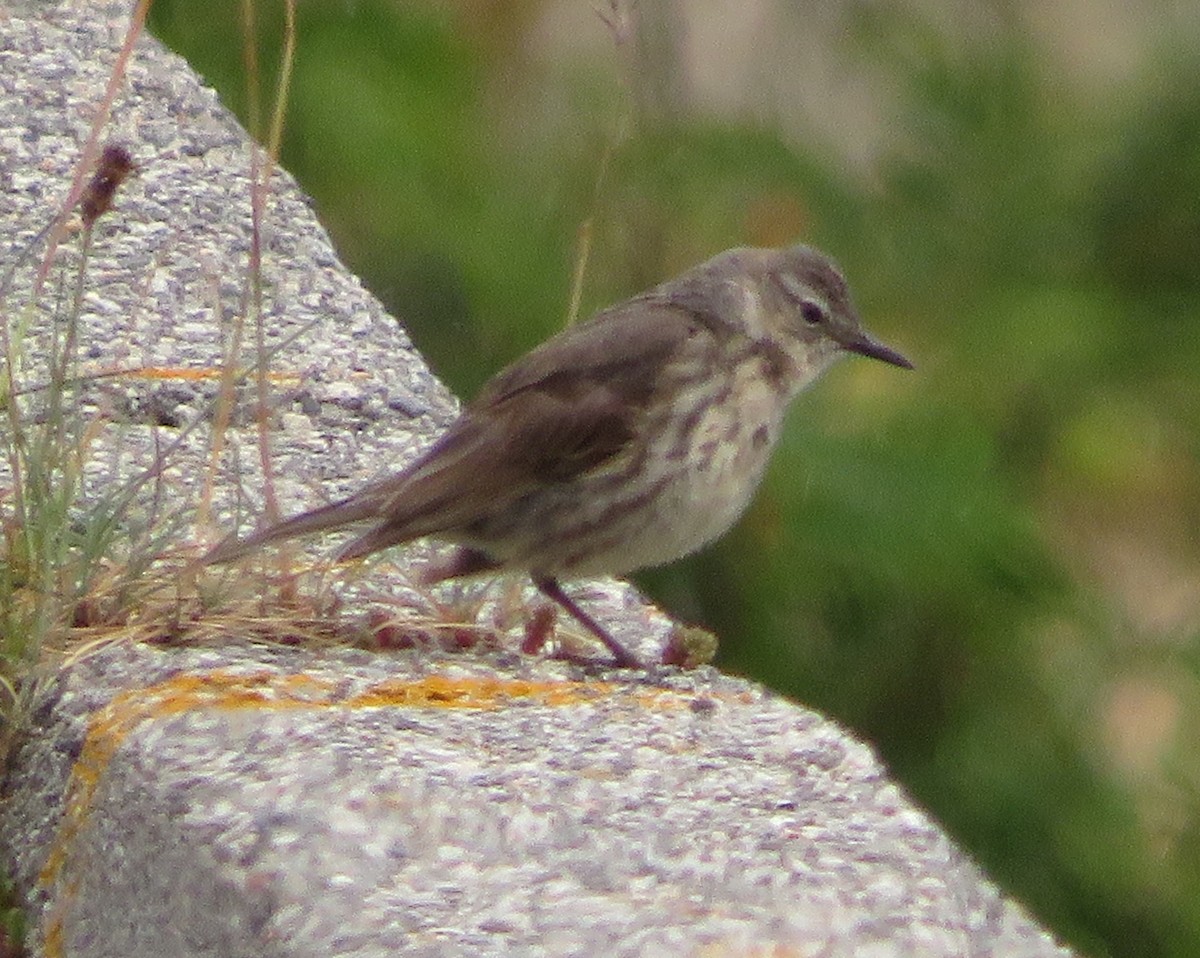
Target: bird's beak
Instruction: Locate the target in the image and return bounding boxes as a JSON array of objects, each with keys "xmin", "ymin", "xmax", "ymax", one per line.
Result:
[{"xmin": 843, "ymin": 331, "xmax": 914, "ymax": 370}]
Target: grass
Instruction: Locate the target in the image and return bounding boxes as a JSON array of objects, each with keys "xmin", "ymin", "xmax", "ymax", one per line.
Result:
[
  {"xmin": 0, "ymin": 159, "xmax": 447, "ymax": 717},
  {"xmin": 0, "ymin": 210, "xmax": 129, "ymax": 712},
  {"xmin": 9, "ymin": 2, "xmax": 1200, "ymax": 954},
  {"xmin": 0, "ymin": 3, "xmax": 321, "ymax": 722}
]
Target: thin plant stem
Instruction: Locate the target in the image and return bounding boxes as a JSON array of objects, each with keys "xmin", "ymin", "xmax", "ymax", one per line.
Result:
[{"xmin": 33, "ymin": 0, "xmax": 152, "ymax": 296}]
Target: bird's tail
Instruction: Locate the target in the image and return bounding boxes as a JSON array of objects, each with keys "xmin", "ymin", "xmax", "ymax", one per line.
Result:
[{"xmin": 201, "ymin": 495, "xmax": 380, "ymax": 564}]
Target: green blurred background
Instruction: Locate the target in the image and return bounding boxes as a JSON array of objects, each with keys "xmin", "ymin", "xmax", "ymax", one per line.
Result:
[{"xmin": 147, "ymin": 1, "xmax": 1200, "ymax": 954}]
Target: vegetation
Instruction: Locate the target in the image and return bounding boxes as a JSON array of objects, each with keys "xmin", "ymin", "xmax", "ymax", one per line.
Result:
[{"xmin": 4, "ymin": 1, "xmax": 1194, "ymax": 955}]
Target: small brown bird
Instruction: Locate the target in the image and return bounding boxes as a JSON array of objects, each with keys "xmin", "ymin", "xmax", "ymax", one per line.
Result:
[{"xmin": 204, "ymin": 245, "xmax": 912, "ymax": 666}]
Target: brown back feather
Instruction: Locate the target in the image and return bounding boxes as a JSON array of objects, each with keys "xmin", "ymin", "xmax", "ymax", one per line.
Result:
[
  {"xmin": 338, "ymin": 302, "xmax": 717, "ymax": 554},
  {"xmin": 208, "ymin": 300, "xmax": 719, "ymax": 563}
]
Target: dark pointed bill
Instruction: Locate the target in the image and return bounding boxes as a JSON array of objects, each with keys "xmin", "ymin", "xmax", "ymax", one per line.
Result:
[{"xmin": 843, "ymin": 332, "xmax": 914, "ymax": 370}]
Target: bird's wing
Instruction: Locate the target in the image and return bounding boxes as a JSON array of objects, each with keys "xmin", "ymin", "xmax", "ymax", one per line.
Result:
[
  {"xmin": 345, "ymin": 301, "xmax": 715, "ymax": 540},
  {"xmin": 204, "ymin": 301, "xmax": 715, "ymax": 563},
  {"xmin": 474, "ymin": 296, "xmax": 709, "ymax": 407}
]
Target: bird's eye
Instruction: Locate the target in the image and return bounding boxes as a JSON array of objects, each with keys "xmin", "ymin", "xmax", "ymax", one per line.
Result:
[{"xmin": 800, "ymin": 300, "xmax": 825, "ymax": 326}]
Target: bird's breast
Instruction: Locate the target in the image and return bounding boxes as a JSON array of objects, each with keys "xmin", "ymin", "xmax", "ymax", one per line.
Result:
[
  {"xmin": 450, "ymin": 349, "xmax": 791, "ymax": 578},
  {"xmin": 640, "ymin": 355, "xmax": 788, "ymax": 553}
]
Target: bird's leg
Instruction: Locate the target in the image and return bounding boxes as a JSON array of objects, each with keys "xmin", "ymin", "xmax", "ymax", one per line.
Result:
[{"xmin": 533, "ymin": 576, "xmax": 643, "ymax": 669}]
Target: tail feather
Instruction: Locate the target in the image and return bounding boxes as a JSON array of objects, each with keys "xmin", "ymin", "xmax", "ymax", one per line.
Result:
[
  {"xmin": 201, "ymin": 411, "xmax": 519, "ymax": 566},
  {"xmin": 334, "ymin": 520, "xmax": 411, "ymax": 563},
  {"xmin": 202, "ymin": 495, "xmax": 380, "ymax": 564}
]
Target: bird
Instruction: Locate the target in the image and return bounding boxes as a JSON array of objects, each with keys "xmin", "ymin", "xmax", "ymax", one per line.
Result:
[{"xmin": 203, "ymin": 244, "xmax": 913, "ymax": 667}]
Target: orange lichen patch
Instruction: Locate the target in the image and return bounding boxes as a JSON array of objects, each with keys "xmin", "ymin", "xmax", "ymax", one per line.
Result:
[
  {"xmin": 112, "ymin": 365, "xmax": 302, "ymax": 384},
  {"xmin": 36, "ymin": 668, "xmax": 628, "ymax": 894},
  {"xmin": 345, "ymin": 674, "xmax": 616, "ymax": 709},
  {"xmin": 627, "ymin": 688, "xmax": 699, "ymax": 713},
  {"xmin": 43, "ymin": 909, "xmax": 63, "ymax": 958},
  {"xmin": 34, "ymin": 665, "xmax": 706, "ymax": 954}
]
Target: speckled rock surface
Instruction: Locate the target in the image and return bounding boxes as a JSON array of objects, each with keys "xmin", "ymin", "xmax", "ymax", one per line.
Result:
[
  {"xmin": 0, "ymin": 2, "xmax": 1074, "ymax": 957},
  {"xmin": 0, "ymin": 1, "xmax": 453, "ymax": 515},
  {"xmin": 3, "ymin": 641, "xmax": 1073, "ymax": 958}
]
